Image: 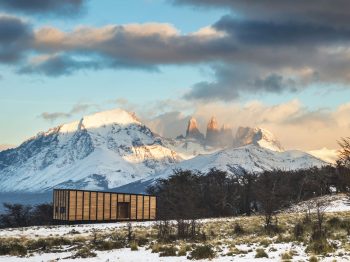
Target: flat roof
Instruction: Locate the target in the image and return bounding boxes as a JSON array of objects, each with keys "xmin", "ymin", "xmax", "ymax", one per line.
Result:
[{"xmin": 53, "ymin": 188, "xmax": 156, "ymax": 197}]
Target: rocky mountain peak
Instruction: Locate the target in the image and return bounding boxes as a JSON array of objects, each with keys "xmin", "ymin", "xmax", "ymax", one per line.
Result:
[
  {"xmin": 207, "ymin": 117, "xmax": 219, "ymax": 131},
  {"xmin": 185, "ymin": 117, "xmax": 204, "ymax": 140}
]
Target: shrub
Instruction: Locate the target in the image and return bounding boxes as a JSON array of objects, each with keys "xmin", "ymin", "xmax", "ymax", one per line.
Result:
[
  {"xmin": 130, "ymin": 241, "xmax": 138, "ymax": 251},
  {"xmin": 327, "ymin": 217, "xmax": 342, "ymax": 229},
  {"xmin": 72, "ymin": 247, "xmax": 97, "ymax": 258},
  {"xmin": 188, "ymin": 245, "xmax": 215, "ymax": 260},
  {"xmin": 259, "ymin": 239, "xmax": 271, "ymax": 247},
  {"xmin": 178, "ymin": 244, "xmax": 191, "ymax": 256},
  {"xmin": 27, "ymin": 237, "xmax": 72, "ymax": 251},
  {"xmin": 94, "ymin": 240, "xmax": 119, "ymax": 251},
  {"xmin": 293, "ymin": 222, "xmax": 304, "ymax": 240},
  {"xmin": 306, "ymin": 238, "xmax": 334, "ymax": 255},
  {"xmin": 340, "ymin": 219, "xmax": 350, "ymax": 234},
  {"xmin": 137, "ymin": 237, "xmax": 149, "ymax": 247},
  {"xmin": 309, "ymin": 255, "xmax": 318, "ymax": 262},
  {"xmin": 226, "ymin": 247, "xmax": 248, "ymax": 256},
  {"xmin": 159, "ymin": 245, "xmax": 178, "ymax": 257},
  {"xmin": 177, "ymin": 248, "xmax": 187, "ymax": 257},
  {"xmin": 255, "ymin": 248, "xmax": 268, "ymax": 258},
  {"xmin": 150, "ymin": 243, "xmax": 161, "ymax": 253},
  {"xmin": 0, "ymin": 239, "xmax": 27, "ymax": 257},
  {"xmin": 233, "ymin": 223, "xmax": 244, "ymax": 235},
  {"xmin": 281, "ymin": 251, "xmax": 293, "ymax": 260}
]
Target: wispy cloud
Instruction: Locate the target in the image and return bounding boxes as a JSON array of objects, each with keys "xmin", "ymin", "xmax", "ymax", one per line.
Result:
[{"xmin": 39, "ymin": 102, "xmax": 98, "ymax": 122}]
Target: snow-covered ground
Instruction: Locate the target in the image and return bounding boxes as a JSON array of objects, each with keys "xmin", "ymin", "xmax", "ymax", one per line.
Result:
[{"xmin": 286, "ymin": 193, "xmax": 350, "ymax": 213}]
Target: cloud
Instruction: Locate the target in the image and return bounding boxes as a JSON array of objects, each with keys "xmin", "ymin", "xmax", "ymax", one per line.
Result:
[
  {"xmin": 40, "ymin": 112, "xmax": 70, "ymax": 121},
  {"xmin": 31, "ymin": 23, "xmax": 230, "ymax": 66},
  {"xmin": 140, "ymin": 99, "xmax": 350, "ymax": 151},
  {"xmin": 18, "ymin": 54, "xmax": 102, "ymax": 76},
  {"xmin": 145, "ymin": 111, "xmax": 190, "ymax": 138},
  {"xmin": 0, "ymin": 0, "xmax": 86, "ymax": 17},
  {"xmin": 214, "ymin": 16, "xmax": 350, "ymax": 46},
  {"xmin": 184, "ymin": 64, "xmax": 299, "ymax": 101},
  {"xmin": 171, "ymin": 0, "xmax": 350, "ymax": 26},
  {"xmin": 39, "ymin": 102, "xmax": 97, "ymax": 122},
  {"xmin": 1, "ymin": 12, "xmax": 350, "ymax": 100},
  {"xmin": 0, "ymin": 15, "xmax": 32, "ymax": 63}
]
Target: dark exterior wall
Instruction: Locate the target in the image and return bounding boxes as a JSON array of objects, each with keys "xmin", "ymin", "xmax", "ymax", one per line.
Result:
[{"xmin": 53, "ymin": 189, "xmax": 156, "ymax": 222}]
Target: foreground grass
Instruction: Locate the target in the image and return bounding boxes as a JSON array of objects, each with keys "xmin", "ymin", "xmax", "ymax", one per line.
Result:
[{"xmin": 1, "ymin": 212, "xmax": 350, "ymax": 260}]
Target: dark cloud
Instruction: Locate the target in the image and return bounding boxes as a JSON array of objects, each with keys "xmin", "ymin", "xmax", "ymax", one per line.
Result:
[
  {"xmin": 18, "ymin": 53, "xmax": 159, "ymax": 77},
  {"xmin": 214, "ymin": 16, "xmax": 350, "ymax": 46},
  {"xmin": 184, "ymin": 65, "xmax": 299, "ymax": 101},
  {"xmin": 171, "ymin": 0, "xmax": 350, "ymax": 26},
  {"xmin": 0, "ymin": 4, "xmax": 350, "ymax": 101},
  {"xmin": 32, "ymin": 25, "xmax": 233, "ymax": 67},
  {"xmin": 19, "ymin": 54, "xmax": 104, "ymax": 77},
  {"xmin": 0, "ymin": 15, "xmax": 32, "ymax": 63},
  {"xmin": 0, "ymin": 0, "xmax": 86, "ymax": 16}
]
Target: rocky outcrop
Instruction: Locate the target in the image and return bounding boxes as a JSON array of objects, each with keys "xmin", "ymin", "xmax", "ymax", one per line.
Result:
[{"xmin": 185, "ymin": 117, "xmax": 204, "ymax": 140}]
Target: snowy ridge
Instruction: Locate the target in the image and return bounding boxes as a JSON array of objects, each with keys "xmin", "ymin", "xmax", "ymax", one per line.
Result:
[{"xmin": 140, "ymin": 144, "xmax": 326, "ymax": 184}]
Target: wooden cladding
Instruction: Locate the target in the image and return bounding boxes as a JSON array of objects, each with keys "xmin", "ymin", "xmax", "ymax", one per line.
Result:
[{"xmin": 53, "ymin": 189, "xmax": 157, "ymax": 222}]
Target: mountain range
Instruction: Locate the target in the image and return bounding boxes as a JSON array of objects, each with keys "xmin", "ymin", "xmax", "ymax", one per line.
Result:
[{"xmin": 0, "ymin": 109, "xmax": 327, "ymax": 195}]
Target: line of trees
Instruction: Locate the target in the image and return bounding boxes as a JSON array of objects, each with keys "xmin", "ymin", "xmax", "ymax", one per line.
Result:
[
  {"xmin": 147, "ymin": 165, "xmax": 350, "ymax": 224},
  {"xmin": 148, "ymin": 137, "xmax": 350, "ymax": 227},
  {"xmin": 0, "ymin": 203, "xmax": 53, "ymax": 228}
]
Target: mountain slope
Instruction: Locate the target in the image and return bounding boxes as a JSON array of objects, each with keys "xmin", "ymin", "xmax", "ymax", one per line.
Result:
[
  {"xmin": 120, "ymin": 144, "xmax": 327, "ymax": 193},
  {"xmin": 0, "ymin": 109, "xmax": 181, "ymax": 192}
]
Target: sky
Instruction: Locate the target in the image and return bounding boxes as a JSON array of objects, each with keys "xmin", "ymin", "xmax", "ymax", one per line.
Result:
[{"xmin": 0, "ymin": 0, "xmax": 349, "ymax": 151}]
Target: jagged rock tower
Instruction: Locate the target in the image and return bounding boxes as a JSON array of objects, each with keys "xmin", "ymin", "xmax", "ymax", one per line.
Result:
[
  {"xmin": 185, "ymin": 117, "xmax": 204, "ymax": 140},
  {"xmin": 206, "ymin": 117, "xmax": 220, "ymax": 146}
]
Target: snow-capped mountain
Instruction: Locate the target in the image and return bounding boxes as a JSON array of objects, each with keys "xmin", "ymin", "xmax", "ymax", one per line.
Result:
[
  {"xmin": 118, "ymin": 144, "xmax": 326, "ymax": 192},
  {"xmin": 0, "ymin": 109, "xmax": 181, "ymax": 192},
  {"xmin": 160, "ymin": 144, "xmax": 325, "ymax": 177},
  {"xmin": 0, "ymin": 109, "xmax": 327, "ymax": 194}
]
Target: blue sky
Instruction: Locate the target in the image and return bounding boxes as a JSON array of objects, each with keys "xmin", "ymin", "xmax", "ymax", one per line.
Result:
[{"xmin": 0, "ymin": 0, "xmax": 349, "ymax": 150}]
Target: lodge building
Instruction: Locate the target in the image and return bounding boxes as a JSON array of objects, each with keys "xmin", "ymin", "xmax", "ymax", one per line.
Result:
[{"xmin": 53, "ymin": 189, "xmax": 157, "ymax": 222}]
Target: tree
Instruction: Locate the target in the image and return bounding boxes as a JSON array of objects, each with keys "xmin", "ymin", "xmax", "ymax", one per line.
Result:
[
  {"xmin": 254, "ymin": 171, "xmax": 286, "ymax": 232},
  {"xmin": 147, "ymin": 170, "xmax": 203, "ymax": 239},
  {"xmin": 0, "ymin": 203, "xmax": 31, "ymax": 228},
  {"xmin": 338, "ymin": 137, "xmax": 350, "ymax": 168}
]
